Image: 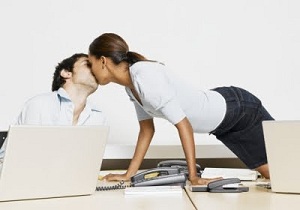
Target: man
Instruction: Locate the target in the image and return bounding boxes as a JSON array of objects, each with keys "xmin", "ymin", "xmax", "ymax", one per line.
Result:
[
  {"xmin": 0, "ymin": 53, "xmax": 107, "ymax": 161},
  {"xmin": 17, "ymin": 53, "xmax": 106, "ymax": 125}
]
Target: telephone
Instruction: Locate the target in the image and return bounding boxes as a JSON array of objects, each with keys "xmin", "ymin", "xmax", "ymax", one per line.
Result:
[
  {"xmin": 96, "ymin": 167, "xmax": 186, "ymax": 191},
  {"xmin": 96, "ymin": 160, "xmax": 201, "ymax": 191},
  {"xmin": 129, "ymin": 160, "xmax": 202, "ymax": 187},
  {"xmin": 131, "ymin": 167, "xmax": 187, "ymax": 187},
  {"xmin": 189, "ymin": 178, "xmax": 249, "ymax": 193},
  {"xmin": 157, "ymin": 160, "xmax": 202, "ymax": 177}
]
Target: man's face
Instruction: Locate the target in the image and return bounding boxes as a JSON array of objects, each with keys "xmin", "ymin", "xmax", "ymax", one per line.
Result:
[{"xmin": 71, "ymin": 57, "xmax": 98, "ymax": 92}]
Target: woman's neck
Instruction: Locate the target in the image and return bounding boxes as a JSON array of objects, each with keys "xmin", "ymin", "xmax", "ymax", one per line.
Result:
[{"xmin": 111, "ymin": 62, "xmax": 134, "ymax": 88}]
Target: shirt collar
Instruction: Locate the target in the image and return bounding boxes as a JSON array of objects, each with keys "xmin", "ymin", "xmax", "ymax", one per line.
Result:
[
  {"xmin": 56, "ymin": 87, "xmax": 102, "ymax": 113},
  {"xmin": 57, "ymin": 88, "xmax": 72, "ymax": 101}
]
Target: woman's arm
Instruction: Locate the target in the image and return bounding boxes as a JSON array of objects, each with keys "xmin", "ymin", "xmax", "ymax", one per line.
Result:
[
  {"xmin": 103, "ymin": 119, "xmax": 155, "ymax": 181},
  {"xmin": 175, "ymin": 117, "xmax": 222, "ymax": 185},
  {"xmin": 175, "ymin": 117, "xmax": 198, "ymax": 181},
  {"xmin": 126, "ymin": 119, "xmax": 155, "ymax": 177}
]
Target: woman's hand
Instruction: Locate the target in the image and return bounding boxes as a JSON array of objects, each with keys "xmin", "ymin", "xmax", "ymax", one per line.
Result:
[
  {"xmin": 102, "ymin": 173, "xmax": 131, "ymax": 182},
  {"xmin": 189, "ymin": 176, "xmax": 223, "ymax": 185}
]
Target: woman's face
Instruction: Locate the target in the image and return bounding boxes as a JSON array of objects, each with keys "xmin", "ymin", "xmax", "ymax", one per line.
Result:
[{"xmin": 88, "ymin": 55, "xmax": 111, "ymax": 85}]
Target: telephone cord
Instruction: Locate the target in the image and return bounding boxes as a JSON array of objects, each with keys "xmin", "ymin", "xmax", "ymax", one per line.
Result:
[{"xmin": 96, "ymin": 181, "xmax": 132, "ymax": 191}]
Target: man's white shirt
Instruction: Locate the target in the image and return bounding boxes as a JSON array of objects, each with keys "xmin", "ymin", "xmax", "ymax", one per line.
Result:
[{"xmin": 0, "ymin": 88, "xmax": 107, "ymax": 161}]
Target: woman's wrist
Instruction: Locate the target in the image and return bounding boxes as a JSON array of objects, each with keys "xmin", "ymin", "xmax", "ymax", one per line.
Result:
[{"xmin": 125, "ymin": 170, "xmax": 137, "ymax": 179}]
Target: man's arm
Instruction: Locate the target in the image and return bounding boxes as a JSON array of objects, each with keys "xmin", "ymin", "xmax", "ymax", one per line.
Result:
[{"xmin": 15, "ymin": 100, "xmax": 42, "ymax": 125}]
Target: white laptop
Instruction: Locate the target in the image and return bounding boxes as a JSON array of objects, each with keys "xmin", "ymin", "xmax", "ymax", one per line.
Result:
[
  {"xmin": 0, "ymin": 125, "xmax": 109, "ymax": 201},
  {"xmin": 262, "ymin": 120, "xmax": 300, "ymax": 194}
]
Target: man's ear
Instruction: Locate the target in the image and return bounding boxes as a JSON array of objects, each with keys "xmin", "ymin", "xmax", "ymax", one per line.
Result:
[{"xmin": 60, "ymin": 70, "xmax": 72, "ymax": 79}]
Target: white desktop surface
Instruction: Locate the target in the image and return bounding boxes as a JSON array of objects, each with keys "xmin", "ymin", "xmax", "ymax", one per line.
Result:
[
  {"xmin": 0, "ymin": 178, "xmax": 195, "ymax": 210},
  {"xmin": 185, "ymin": 180, "xmax": 300, "ymax": 210},
  {"xmin": 2, "ymin": 172, "xmax": 300, "ymax": 210}
]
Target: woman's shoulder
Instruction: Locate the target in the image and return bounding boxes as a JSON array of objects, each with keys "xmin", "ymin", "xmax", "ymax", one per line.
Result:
[{"xmin": 130, "ymin": 61, "xmax": 165, "ymax": 74}]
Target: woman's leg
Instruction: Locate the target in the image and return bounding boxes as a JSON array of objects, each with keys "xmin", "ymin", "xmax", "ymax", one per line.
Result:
[
  {"xmin": 256, "ymin": 163, "xmax": 270, "ymax": 179},
  {"xmin": 211, "ymin": 86, "xmax": 274, "ymax": 172}
]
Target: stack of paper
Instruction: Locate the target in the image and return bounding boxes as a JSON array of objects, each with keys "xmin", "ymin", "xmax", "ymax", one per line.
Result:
[
  {"xmin": 201, "ymin": 167, "xmax": 258, "ymax": 181},
  {"xmin": 124, "ymin": 186, "xmax": 183, "ymax": 195}
]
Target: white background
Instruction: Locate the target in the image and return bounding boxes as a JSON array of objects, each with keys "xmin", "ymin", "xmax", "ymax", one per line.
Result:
[{"xmin": 1, "ymin": 0, "xmax": 300, "ymax": 158}]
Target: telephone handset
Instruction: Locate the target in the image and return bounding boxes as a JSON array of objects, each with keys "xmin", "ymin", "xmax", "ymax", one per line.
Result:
[
  {"xmin": 130, "ymin": 160, "xmax": 202, "ymax": 187},
  {"xmin": 157, "ymin": 160, "xmax": 202, "ymax": 177},
  {"xmin": 130, "ymin": 167, "xmax": 186, "ymax": 187}
]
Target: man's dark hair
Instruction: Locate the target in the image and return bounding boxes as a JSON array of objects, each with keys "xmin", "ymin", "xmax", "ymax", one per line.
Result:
[{"xmin": 51, "ymin": 53, "xmax": 88, "ymax": 91}]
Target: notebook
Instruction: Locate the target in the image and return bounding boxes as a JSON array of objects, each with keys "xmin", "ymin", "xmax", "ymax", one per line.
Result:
[
  {"xmin": 0, "ymin": 125, "xmax": 109, "ymax": 201},
  {"xmin": 262, "ymin": 120, "xmax": 300, "ymax": 194}
]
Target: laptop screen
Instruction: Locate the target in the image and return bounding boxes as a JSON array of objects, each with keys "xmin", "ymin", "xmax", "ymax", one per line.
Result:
[
  {"xmin": 0, "ymin": 131, "xmax": 7, "ymax": 148},
  {"xmin": 0, "ymin": 125, "xmax": 109, "ymax": 201}
]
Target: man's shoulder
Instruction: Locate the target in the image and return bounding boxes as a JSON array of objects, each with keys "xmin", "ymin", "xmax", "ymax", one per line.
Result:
[
  {"xmin": 25, "ymin": 92, "xmax": 58, "ymax": 105},
  {"xmin": 88, "ymin": 101, "xmax": 104, "ymax": 113},
  {"xmin": 85, "ymin": 102, "xmax": 108, "ymax": 125}
]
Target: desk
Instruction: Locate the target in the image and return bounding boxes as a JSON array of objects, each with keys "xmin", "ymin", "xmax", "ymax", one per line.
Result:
[
  {"xmin": 185, "ymin": 180, "xmax": 300, "ymax": 210},
  {"xmin": 2, "ymin": 175, "xmax": 300, "ymax": 210},
  {"xmin": 0, "ymin": 172, "xmax": 195, "ymax": 210},
  {"xmin": 0, "ymin": 189, "xmax": 195, "ymax": 210}
]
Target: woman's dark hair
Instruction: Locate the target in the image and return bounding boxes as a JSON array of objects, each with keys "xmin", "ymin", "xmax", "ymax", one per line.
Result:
[
  {"xmin": 51, "ymin": 53, "xmax": 88, "ymax": 91},
  {"xmin": 89, "ymin": 33, "xmax": 148, "ymax": 65}
]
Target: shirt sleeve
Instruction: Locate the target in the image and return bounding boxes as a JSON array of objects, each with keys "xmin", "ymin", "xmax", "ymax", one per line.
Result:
[
  {"xmin": 133, "ymin": 101, "xmax": 153, "ymax": 121},
  {"xmin": 16, "ymin": 98, "xmax": 42, "ymax": 125},
  {"xmin": 125, "ymin": 87, "xmax": 153, "ymax": 121},
  {"xmin": 132, "ymin": 62, "xmax": 186, "ymax": 125},
  {"xmin": 159, "ymin": 99, "xmax": 186, "ymax": 125}
]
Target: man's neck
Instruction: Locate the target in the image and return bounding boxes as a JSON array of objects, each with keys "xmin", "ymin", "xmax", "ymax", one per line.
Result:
[{"xmin": 63, "ymin": 87, "xmax": 91, "ymax": 125}]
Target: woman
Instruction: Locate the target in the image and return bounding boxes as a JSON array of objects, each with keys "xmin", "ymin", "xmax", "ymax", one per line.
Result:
[{"xmin": 88, "ymin": 33, "xmax": 274, "ymax": 185}]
